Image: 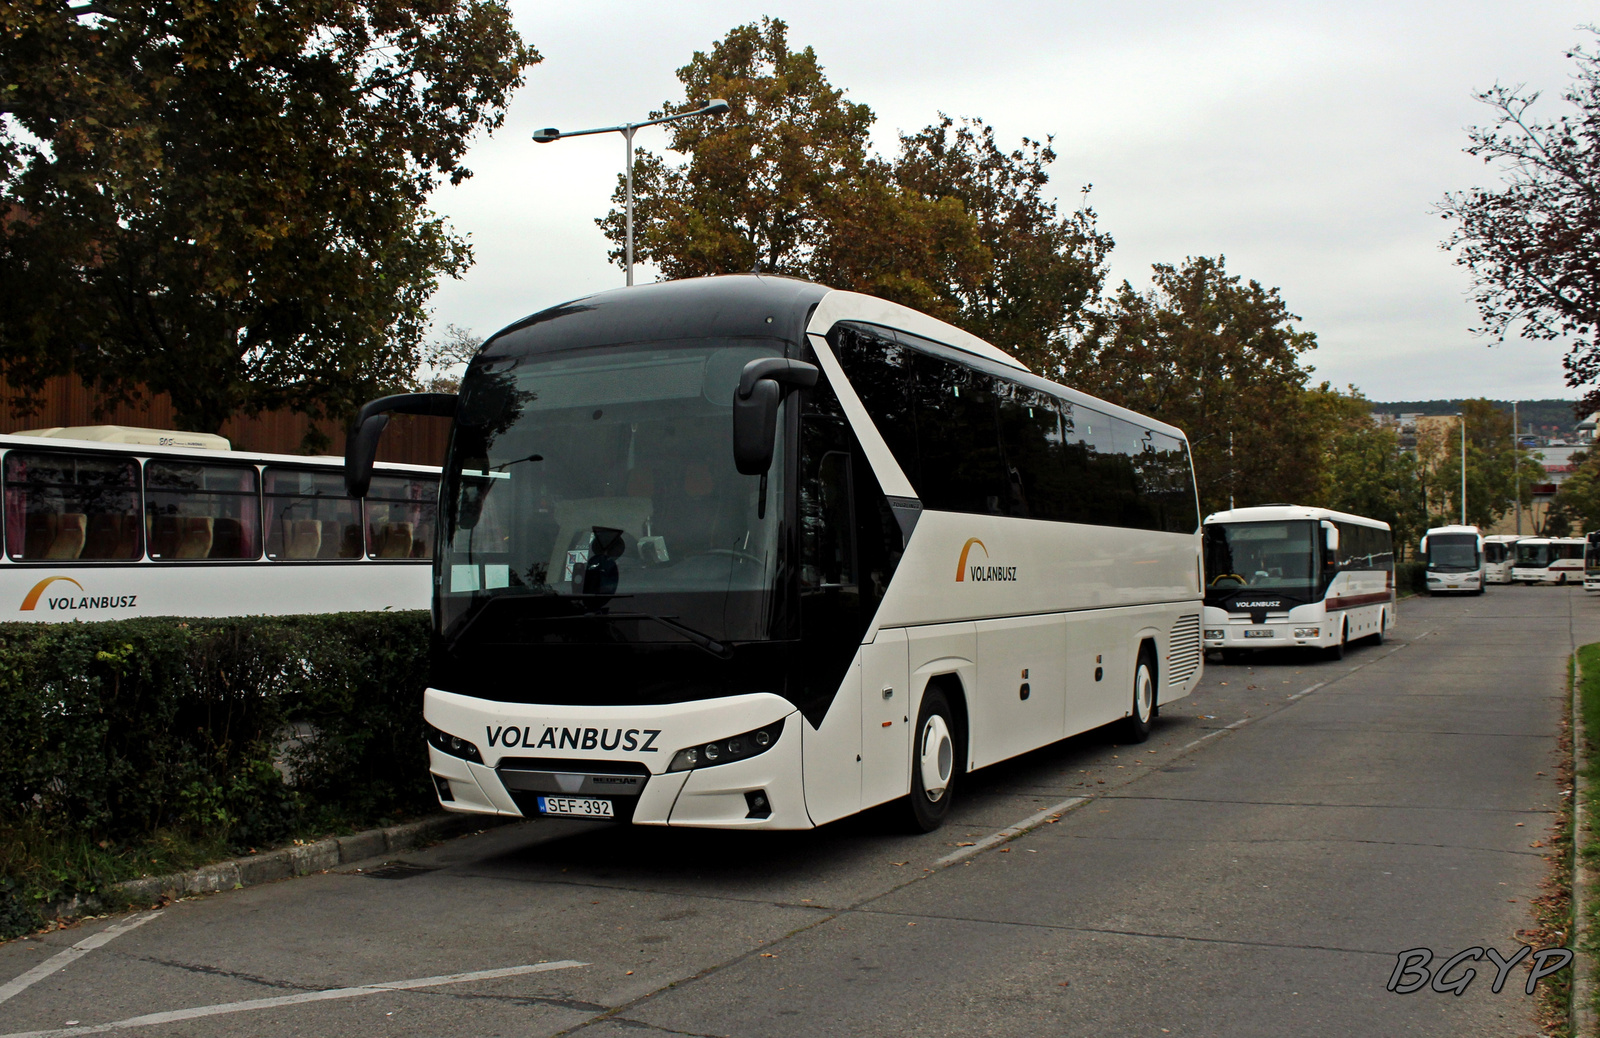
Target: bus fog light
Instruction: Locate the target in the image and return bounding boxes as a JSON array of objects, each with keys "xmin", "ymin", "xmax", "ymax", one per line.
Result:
[
  {"xmin": 1204, "ymin": 629, "xmax": 1224, "ymax": 640},
  {"xmin": 668, "ymin": 717, "xmax": 788, "ymax": 772},
  {"xmin": 1293, "ymin": 627, "xmax": 1319, "ymax": 638}
]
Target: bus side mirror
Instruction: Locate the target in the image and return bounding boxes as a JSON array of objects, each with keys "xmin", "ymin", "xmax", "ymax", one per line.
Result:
[
  {"xmin": 344, "ymin": 392, "xmax": 458, "ymax": 497},
  {"xmin": 1419, "ymin": 536, "xmax": 1429, "ymax": 555},
  {"xmin": 1322, "ymin": 521, "xmax": 1339, "ymax": 552},
  {"xmin": 733, "ymin": 358, "xmax": 819, "ymax": 475}
]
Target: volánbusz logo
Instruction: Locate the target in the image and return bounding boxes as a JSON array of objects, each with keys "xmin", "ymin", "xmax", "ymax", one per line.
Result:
[
  {"xmin": 955, "ymin": 538, "xmax": 1017, "ymax": 583},
  {"xmin": 1232, "ymin": 600, "xmax": 1284, "ymax": 609},
  {"xmin": 20, "ymin": 576, "xmax": 137, "ymax": 612},
  {"xmin": 486, "ymin": 724, "xmax": 661, "ymax": 752}
]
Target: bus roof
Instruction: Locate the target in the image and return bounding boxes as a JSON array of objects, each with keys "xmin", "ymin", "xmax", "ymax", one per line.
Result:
[
  {"xmin": 1203, "ymin": 505, "xmax": 1392, "ymax": 530},
  {"xmin": 480, "ymin": 274, "xmax": 1189, "ymax": 443},
  {"xmin": 0, "ymin": 431, "xmax": 439, "ymax": 475},
  {"xmin": 1423, "ymin": 524, "xmax": 1482, "ymax": 537}
]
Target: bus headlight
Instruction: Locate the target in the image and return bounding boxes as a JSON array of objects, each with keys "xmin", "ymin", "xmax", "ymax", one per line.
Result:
[
  {"xmin": 1204, "ymin": 629, "xmax": 1224, "ymax": 640},
  {"xmin": 669, "ymin": 717, "xmax": 786, "ymax": 772},
  {"xmin": 425, "ymin": 722, "xmax": 483, "ymax": 764},
  {"xmin": 1293, "ymin": 627, "xmax": 1320, "ymax": 638}
]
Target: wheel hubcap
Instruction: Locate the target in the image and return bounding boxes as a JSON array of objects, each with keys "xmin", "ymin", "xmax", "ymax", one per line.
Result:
[
  {"xmin": 1135, "ymin": 665, "xmax": 1153, "ymax": 723},
  {"xmin": 919, "ymin": 714, "xmax": 953, "ymax": 802}
]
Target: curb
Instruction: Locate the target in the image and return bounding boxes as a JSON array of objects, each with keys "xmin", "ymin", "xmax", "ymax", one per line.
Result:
[
  {"xmin": 109, "ymin": 813, "xmax": 496, "ymax": 908},
  {"xmin": 1576, "ymin": 654, "xmax": 1595, "ymax": 1037}
]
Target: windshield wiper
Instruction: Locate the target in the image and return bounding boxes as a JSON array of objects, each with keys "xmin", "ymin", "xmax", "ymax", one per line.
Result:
[{"xmin": 605, "ymin": 612, "xmax": 734, "ymax": 659}]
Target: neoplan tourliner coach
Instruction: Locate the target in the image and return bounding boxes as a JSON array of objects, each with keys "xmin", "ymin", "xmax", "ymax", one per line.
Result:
[{"xmin": 347, "ymin": 276, "xmax": 1205, "ymax": 832}]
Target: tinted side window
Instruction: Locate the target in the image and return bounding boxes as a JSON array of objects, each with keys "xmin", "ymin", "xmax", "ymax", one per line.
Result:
[
  {"xmin": 996, "ymin": 382, "xmax": 1070, "ymax": 521},
  {"xmin": 4, "ymin": 451, "xmax": 142, "ymax": 561},
  {"xmin": 909, "ymin": 353, "xmax": 1007, "ymax": 514},
  {"xmin": 366, "ymin": 475, "xmax": 438, "ymax": 560},
  {"xmin": 146, "ymin": 461, "xmax": 261, "ymax": 560},
  {"xmin": 264, "ymin": 467, "xmax": 362, "ymax": 560}
]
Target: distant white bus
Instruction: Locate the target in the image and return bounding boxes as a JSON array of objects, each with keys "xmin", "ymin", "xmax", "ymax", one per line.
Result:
[
  {"xmin": 0, "ymin": 427, "xmax": 436, "ymax": 620},
  {"xmin": 1421, "ymin": 525, "xmax": 1484, "ymax": 595},
  {"xmin": 1585, "ymin": 532, "xmax": 1600, "ymax": 592},
  {"xmin": 1513, "ymin": 537, "xmax": 1585, "ymax": 585},
  {"xmin": 1483, "ymin": 535, "xmax": 1521, "ymax": 585},
  {"xmin": 1202, "ymin": 505, "xmax": 1395, "ymax": 661}
]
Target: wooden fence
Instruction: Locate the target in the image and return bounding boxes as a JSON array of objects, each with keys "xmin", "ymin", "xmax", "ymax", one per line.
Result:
[{"xmin": 0, "ymin": 376, "xmax": 449, "ymax": 467}]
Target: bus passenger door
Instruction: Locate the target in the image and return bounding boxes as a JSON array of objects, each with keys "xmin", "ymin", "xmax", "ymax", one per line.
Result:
[{"xmin": 859, "ymin": 627, "xmax": 909, "ymax": 809}]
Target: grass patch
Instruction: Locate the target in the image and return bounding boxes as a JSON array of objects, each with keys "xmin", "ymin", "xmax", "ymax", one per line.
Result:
[{"xmin": 1567, "ymin": 642, "xmax": 1600, "ymax": 1032}]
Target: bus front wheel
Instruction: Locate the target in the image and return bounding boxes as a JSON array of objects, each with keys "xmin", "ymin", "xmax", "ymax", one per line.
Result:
[
  {"xmin": 904, "ymin": 688, "xmax": 957, "ymax": 833},
  {"xmin": 1324, "ymin": 621, "xmax": 1347, "ymax": 661},
  {"xmin": 1121, "ymin": 649, "xmax": 1157, "ymax": 744}
]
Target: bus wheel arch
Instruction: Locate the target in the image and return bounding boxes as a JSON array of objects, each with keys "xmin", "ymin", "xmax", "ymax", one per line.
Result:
[
  {"xmin": 904, "ymin": 674, "xmax": 966, "ymax": 833},
  {"xmin": 1121, "ymin": 641, "xmax": 1158, "ymax": 743}
]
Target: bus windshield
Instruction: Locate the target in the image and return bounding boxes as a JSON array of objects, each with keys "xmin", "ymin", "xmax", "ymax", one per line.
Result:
[
  {"xmin": 1517, "ymin": 542, "xmax": 1551, "ymax": 567},
  {"xmin": 1203, "ymin": 521, "xmax": 1319, "ymax": 602},
  {"xmin": 1426, "ymin": 533, "xmax": 1479, "ymax": 572},
  {"xmin": 438, "ymin": 339, "xmax": 787, "ymax": 646}
]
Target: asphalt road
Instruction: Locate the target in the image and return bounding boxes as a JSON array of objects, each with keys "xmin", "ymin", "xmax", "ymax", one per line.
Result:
[{"xmin": 1, "ymin": 586, "xmax": 1592, "ymax": 1038}]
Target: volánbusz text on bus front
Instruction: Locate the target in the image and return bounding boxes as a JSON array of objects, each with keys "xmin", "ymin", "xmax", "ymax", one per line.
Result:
[{"xmin": 349, "ymin": 275, "xmax": 1205, "ymax": 832}]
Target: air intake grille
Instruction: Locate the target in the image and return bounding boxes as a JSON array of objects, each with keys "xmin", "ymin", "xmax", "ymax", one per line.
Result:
[{"xmin": 1168, "ymin": 614, "xmax": 1202, "ymax": 687}]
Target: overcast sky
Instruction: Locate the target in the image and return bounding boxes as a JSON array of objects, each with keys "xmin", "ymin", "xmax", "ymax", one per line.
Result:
[{"xmin": 425, "ymin": 1, "xmax": 1596, "ymax": 403}]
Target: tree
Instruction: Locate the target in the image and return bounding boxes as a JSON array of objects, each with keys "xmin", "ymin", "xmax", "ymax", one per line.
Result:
[
  {"xmin": 0, "ymin": 0, "xmax": 538, "ymax": 437},
  {"xmin": 1077, "ymin": 255, "xmax": 1322, "ymax": 515},
  {"xmin": 601, "ymin": 19, "xmax": 1110, "ymax": 366},
  {"xmin": 1306, "ymin": 387, "xmax": 1427, "ymax": 552},
  {"xmin": 1551, "ymin": 448, "xmax": 1600, "ymax": 530},
  {"xmin": 417, "ymin": 324, "xmax": 483, "ymax": 394},
  {"xmin": 1424, "ymin": 400, "xmax": 1544, "ymax": 527},
  {"xmin": 1438, "ymin": 33, "xmax": 1600, "ymax": 416}
]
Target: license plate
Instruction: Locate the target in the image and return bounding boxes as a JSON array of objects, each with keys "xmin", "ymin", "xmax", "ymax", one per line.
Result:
[
  {"xmin": 537, "ymin": 796, "xmax": 614, "ymax": 818},
  {"xmin": 1244, "ymin": 629, "xmax": 1274, "ymax": 639}
]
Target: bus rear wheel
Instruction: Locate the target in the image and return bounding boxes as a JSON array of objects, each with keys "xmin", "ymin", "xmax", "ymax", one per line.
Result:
[
  {"xmin": 904, "ymin": 688, "xmax": 957, "ymax": 833},
  {"xmin": 1121, "ymin": 649, "xmax": 1157, "ymax": 744}
]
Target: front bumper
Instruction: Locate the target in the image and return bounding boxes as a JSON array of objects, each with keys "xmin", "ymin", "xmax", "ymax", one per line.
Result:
[
  {"xmin": 1202, "ymin": 620, "xmax": 1336, "ymax": 651},
  {"xmin": 422, "ymin": 687, "xmax": 812, "ymax": 829},
  {"xmin": 1427, "ymin": 573, "xmax": 1481, "ymax": 593}
]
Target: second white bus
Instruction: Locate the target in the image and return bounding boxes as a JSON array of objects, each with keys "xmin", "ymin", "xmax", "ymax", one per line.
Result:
[
  {"xmin": 1422, "ymin": 525, "xmax": 1484, "ymax": 595},
  {"xmin": 1202, "ymin": 505, "xmax": 1395, "ymax": 660}
]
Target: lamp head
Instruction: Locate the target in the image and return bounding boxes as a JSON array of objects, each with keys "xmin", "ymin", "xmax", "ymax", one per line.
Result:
[
  {"xmin": 532, "ymin": 128, "xmax": 561, "ymax": 143},
  {"xmin": 701, "ymin": 98, "xmax": 731, "ymax": 115}
]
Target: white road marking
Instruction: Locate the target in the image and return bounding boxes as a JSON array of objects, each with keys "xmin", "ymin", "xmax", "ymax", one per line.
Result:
[
  {"xmin": 0, "ymin": 961, "xmax": 587, "ymax": 1038},
  {"xmin": 1288, "ymin": 682, "xmax": 1327, "ymax": 700},
  {"xmin": 934, "ymin": 796, "xmax": 1087, "ymax": 867},
  {"xmin": 1177, "ymin": 730, "xmax": 1227, "ymax": 753},
  {"xmin": 0, "ymin": 912, "xmax": 162, "ymax": 1006}
]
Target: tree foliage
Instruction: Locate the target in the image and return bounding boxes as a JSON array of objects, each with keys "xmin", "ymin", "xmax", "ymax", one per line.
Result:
[
  {"xmin": 1306, "ymin": 387, "xmax": 1427, "ymax": 552},
  {"xmin": 1413, "ymin": 400, "xmax": 1544, "ymax": 529},
  {"xmin": 0, "ymin": 0, "xmax": 537, "ymax": 435},
  {"xmin": 1074, "ymin": 255, "xmax": 1321, "ymax": 515},
  {"xmin": 1439, "ymin": 34, "xmax": 1600, "ymax": 416},
  {"xmin": 601, "ymin": 18, "xmax": 1110, "ymax": 366}
]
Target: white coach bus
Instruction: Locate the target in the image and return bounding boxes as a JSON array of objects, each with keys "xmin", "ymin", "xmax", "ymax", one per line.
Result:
[
  {"xmin": 1513, "ymin": 537, "xmax": 1585, "ymax": 585},
  {"xmin": 349, "ymin": 275, "xmax": 1205, "ymax": 832},
  {"xmin": 0, "ymin": 426, "xmax": 435, "ymax": 619},
  {"xmin": 1201, "ymin": 506, "xmax": 1395, "ymax": 660},
  {"xmin": 1421, "ymin": 524, "xmax": 1485, "ymax": 595},
  {"xmin": 1483, "ymin": 534, "xmax": 1521, "ymax": 585},
  {"xmin": 1586, "ymin": 532, "xmax": 1600, "ymax": 592}
]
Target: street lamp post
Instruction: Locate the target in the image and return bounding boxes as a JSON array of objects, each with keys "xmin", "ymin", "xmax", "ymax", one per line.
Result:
[
  {"xmin": 533, "ymin": 99, "xmax": 731, "ymax": 287},
  {"xmin": 1457, "ymin": 411, "xmax": 1466, "ymax": 526}
]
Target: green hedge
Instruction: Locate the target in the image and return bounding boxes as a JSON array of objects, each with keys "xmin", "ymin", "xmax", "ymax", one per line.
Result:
[
  {"xmin": 0, "ymin": 612, "xmax": 433, "ymax": 934},
  {"xmin": 1395, "ymin": 561, "xmax": 1428, "ymax": 596}
]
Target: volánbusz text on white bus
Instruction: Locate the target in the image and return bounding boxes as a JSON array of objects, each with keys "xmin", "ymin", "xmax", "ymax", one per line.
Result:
[
  {"xmin": 1203, "ymin": 505, "xmax": 1395, "ymax": 660},
  {"xmin": 347, "ymin": 275, "xmax": 1205, "ymax": 832}
]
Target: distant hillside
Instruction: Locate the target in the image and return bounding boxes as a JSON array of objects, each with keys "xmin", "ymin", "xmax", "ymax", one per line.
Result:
[{"xmin": 1368, "ymin": 399, "xmax": 1580, "ymax": 433}]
